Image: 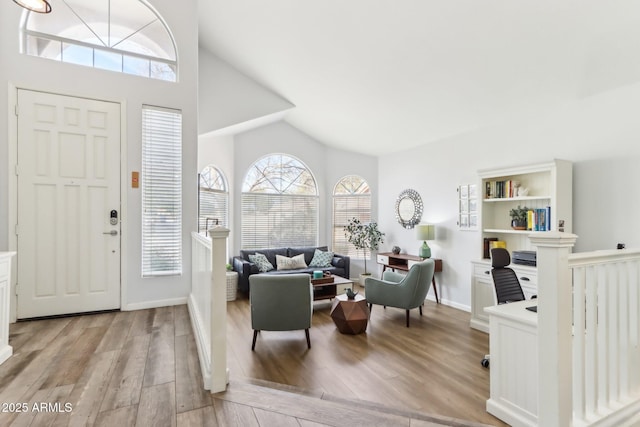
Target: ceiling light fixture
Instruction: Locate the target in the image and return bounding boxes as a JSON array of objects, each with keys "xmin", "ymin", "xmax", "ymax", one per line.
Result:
[{"xmin": 12, "ymin": 0, "xmax": 52, "ymax": 13}]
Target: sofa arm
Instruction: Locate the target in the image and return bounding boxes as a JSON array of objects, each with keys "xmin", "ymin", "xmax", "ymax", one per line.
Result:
[
  {"xmin": 332, "ymin": 254, "xmax": 350, "ymax": 279},
  {"xmin": 233, "ymin": 256, "xmax": 256, "ymax": 293}
]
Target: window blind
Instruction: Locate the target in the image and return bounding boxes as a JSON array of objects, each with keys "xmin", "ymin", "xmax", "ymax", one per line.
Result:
[
  {"xmin": 332, "ymin": 194, "xmax": 372, "ymax": 257},
  {"xmin": 198, "ymin": 188, "xmax": 228, "ymax": 232},
  {"xmin": 142, "ymin": 106, "xmax": 182, "ymax": 277},
  {"xmin": 241, "ymin": 193, "xmax": 318, "ymax": 249}
]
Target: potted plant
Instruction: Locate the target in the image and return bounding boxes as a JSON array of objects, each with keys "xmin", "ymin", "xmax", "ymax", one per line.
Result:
[
  {"xmin": 344, "ymin": 218, "xmax": 385, "ymax": 285},
  {"xmin": 509, "ymin": 205, "xmax": 529, "ymax": 230}
]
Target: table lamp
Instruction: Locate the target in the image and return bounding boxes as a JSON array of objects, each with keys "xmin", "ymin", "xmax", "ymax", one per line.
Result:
[{"xmin": 416, "ymin": 224, "xmax": 435, "ymax": 258}]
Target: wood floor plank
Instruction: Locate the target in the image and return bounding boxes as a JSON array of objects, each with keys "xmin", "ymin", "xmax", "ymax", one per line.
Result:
[
  {"xmin": 176, "ymin": 406, "xmax": 219, "ymax": 427},
  {"xmin": 175, "ymin": 334, "xmax": 211, "ymax": 414},
  {"xmin": 52, "ymin": 349, "xmax": 119, "ymax": 426},
  {"xmin": 100, "ymin": 334, "xmax": 151, "ymax": 412},
  {"xmin": 174, "ymin": 304, "xmax": 192, "ymax": 337},
  {"xmin": 40, "ymin": 326, "xmax": 107, "ymax": 388},
  {"xmin": 136, "ymin": 382, "xmax": 176, "ymax": 427},
  {"xmin": 95, "ymin": 310, "xmax": 136, "ymax": 353},
  {"xmin": 94, "ymin": 405, "xmax": 139, "ymax": 427},
  {"xmin": 212, "ymin": 398, "xmax": 259, "ymax": 427},
  {"xmin": 143, "ymin": 307, "xmax": 175, "ymax": 387},
  {"xmin": 252, "ymin": 407, "xmax": 302, "ymax": 427}
]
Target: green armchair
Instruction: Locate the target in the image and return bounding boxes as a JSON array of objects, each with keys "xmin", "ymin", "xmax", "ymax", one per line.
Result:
[
  {"xmin": 364, "ymin": 259, "xmax": 435, "ymax": 327},
  {"xmin": 249, "ymin": 273, "xmax": 313, "ymax": 350}
]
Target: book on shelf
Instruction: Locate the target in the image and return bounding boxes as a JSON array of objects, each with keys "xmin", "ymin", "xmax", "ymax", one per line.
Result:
[
  {"xmin": 484, "ymin": 179, "xmax": 520, "ymax": 199},
  {"xmin": 526, "ymin": 206, "xmax": 551, "ymax": 231}
]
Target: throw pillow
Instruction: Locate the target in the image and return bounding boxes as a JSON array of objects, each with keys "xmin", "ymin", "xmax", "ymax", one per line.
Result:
[
  {"xmin": 248, "ymin": 253, "xmax": 274, "ymax": 273},
  {"xmin": 309, "ymin": 248, "xmax": 334, "ymax": 268},
  {"xmin": 276, "ymin": 253, "xmax": 308, "ymax": 270}
]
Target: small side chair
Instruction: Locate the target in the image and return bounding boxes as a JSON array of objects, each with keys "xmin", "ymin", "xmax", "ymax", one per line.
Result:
[
  {"xmin": 364, "ymin": 259, "xmax": 435, "ymax": 327},
  {"xmin": 249, "ymin": 273, "xmax": 313, "ymax": 351}
]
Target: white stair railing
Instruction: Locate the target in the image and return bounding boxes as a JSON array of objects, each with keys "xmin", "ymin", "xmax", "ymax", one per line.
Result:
[
  {"xmin": 530, "ymin": 233, "xmax": 640, "ymax": 427},
  {"xmin": 189, "ymin": 228, "xmax": 229, "ymax": 392},
  {"xmin": 569, "ymin": 249, "xmax": 640, "ymax": 426}
]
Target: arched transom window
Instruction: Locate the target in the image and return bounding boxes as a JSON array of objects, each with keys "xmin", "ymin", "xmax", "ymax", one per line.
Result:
[
  {"xmin": 21, "ymin": 0, "xmax": 177, "ymax": 81},
  {"xmin": 242, "ymin": 154, "xmax": 318, "ymax": 249},
  {"xmin": 198, "ymin": 165, "xmax": 229, "ymax": 233},
  {"xmin": 332, "ymin": 175, "xmax": 371, "ymax": 258}
]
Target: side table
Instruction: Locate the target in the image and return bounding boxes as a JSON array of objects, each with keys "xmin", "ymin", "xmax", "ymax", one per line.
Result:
[{"xmin": 330, "ymin": 294, "xmax": 370, "ymax": 334}]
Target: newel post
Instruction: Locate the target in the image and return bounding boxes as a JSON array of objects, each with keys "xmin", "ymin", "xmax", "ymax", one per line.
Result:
[
  {"xmin": 209, "ymin": 225, "xmax": 230, "ymax": 393},
  {"xmin": 529, "ymin": 232, "xmax": 577, "ymax": 427}
]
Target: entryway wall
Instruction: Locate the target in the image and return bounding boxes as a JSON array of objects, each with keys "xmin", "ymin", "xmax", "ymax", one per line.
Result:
[{"xmin": 0, "ymin": 0, "xmax": 200, "ymax": 319}]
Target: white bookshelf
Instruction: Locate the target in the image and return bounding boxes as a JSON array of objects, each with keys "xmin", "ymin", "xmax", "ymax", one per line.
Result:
[{"xmin": 470, "ymin": 159, "xmax": 573, "ymax": 332}]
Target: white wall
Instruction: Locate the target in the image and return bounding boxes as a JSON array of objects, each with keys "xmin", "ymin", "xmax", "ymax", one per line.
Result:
[
  {"xmin": 0, "ymin": 0, "xmax": 199, "ymax": 311},
  {"xmin": 198, "ymin": 48, "xmax": 294, "ymax": 134},
  {"xmin": 378, "ymin": 82, "xmax": 640, "ymax": 310}
]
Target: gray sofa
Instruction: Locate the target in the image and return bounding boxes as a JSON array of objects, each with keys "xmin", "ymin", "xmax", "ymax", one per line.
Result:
[{"xmin": 233, "ymin": 246, "xmax": 350, "ymax": 293}]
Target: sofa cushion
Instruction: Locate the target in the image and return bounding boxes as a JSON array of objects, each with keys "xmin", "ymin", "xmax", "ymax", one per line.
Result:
[
  {"xmin": 309, "ymin": 249, "xmax": 334, "ymax": 268},
  {"xmin": 248, "ymin": 253, "xmax": 274, "ymax": 273},
  {"xmin": 288, "ymin": 246, "xmax": 328, "ymax": 266},
  {"xmin": 276, "ymin": 254, "xmax": 308, "ymax": 270},
  {"xmin": 241, "ymin": 248, "xmax": 287, "ymax": 268}
]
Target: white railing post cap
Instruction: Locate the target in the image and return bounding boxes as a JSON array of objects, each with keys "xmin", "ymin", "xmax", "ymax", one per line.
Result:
[
  {"xmin": 208, "ymin": 226, "xmax": 230, "ymax": 239},
  {"xmin": 529, "ymin": 231, "xmax": 578, "ymax": 248}
]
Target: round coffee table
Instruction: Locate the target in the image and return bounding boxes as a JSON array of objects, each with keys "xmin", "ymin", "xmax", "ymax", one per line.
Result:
[{"xmin": 330, "ymin": 294, "xmax": 370, "ymax": 334}]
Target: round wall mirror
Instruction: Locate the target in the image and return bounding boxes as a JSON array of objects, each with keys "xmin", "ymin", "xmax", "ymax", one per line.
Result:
[{"xmin": 395, "ymin": 189, "xmax": 423, "ymax": 229}]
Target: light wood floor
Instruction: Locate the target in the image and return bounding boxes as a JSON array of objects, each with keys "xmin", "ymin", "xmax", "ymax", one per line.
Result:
[{"xmin": 0, "ymin": 294, "xmax": 508, "ymax": 426}]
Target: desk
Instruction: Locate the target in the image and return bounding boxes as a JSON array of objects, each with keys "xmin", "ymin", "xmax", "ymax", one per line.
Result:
[
  {"xmin": 484, "ymin": 300, "xmax": 538, "ymax": 427},
  {"xmin": 376, "ymin": 252, "xmax": 443, "ymax": 303}
]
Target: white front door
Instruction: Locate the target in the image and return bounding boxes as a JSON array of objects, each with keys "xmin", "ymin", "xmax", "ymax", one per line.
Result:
[{"xmin": 16, "ymin": 90, "xmax": 121, "ymax": 319}]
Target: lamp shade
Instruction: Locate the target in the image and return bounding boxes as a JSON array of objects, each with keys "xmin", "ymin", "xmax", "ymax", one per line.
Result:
[
  {"xmin": 416, "ymin": 224, "xmax": 435, "ymax": 241},
  {"xmin": 13, "ymin": 0, "xmax": 52, "ymax": 13}
]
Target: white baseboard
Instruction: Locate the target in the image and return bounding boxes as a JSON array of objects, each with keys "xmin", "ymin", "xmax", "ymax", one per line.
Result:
[
  {"xmin": 425, "ymin": 295, "xmax": 471, "ymax": 313},
  {"xmin": 123, "ymin": 297, "xmax": 188, "ymax": 311}
]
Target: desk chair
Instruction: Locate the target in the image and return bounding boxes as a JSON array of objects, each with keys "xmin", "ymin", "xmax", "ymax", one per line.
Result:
[
  {"xmin": 481, "ymin": 248, "xmax": 528, "ymax": 368},
  {"xmin": 490, "ymin": 248, "xmax": 525, "ymax": 304}
]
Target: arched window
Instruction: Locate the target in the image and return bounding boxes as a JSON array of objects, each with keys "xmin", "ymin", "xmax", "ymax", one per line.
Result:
[
  {"xmin": 198, "ymin": 165, "xmax": 229, "ymax": 233},
  {"xmin": 21, "ymin": 0, "xmax": 177, "ymax": 81},
  {"xmin": 332, "ymin": 175, "xmax": 371, "ymax": 258},
  {"xmin": 242, "ymin": 154, "xmax": 318, "ymax": 249}
]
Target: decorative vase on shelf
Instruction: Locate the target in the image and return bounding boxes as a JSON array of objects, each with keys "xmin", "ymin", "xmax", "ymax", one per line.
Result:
[
  {"xmin": 511, "ymin": 220, "xmax": 527, "ymax": 230},
  {"xmin": 392, "ymin": 246, "xmax": 401, "ymax": 254}
]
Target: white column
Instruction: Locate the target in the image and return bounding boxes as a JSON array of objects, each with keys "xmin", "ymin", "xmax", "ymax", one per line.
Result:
[
  {"xmin": 529, "ymin": 232, "xmax": 577, "ymax": 427},
  {"xmin": 209, "ymin": 226, "xmax": 230, "ymax": 393}
]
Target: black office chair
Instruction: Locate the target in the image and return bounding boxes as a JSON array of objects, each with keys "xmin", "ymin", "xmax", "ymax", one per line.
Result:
[
  {"xmin": 490, "ymin": 248, "xmax": 525, "ymax": 304},
  {"xmin": 481, "ymin": 248, "xmax": 528, "ymax": 368}
]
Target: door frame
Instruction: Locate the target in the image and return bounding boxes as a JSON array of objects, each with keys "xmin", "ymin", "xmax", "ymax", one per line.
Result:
[{"xmin": 7, "ymin": 84, "xmax": 128, "ymax": 322}]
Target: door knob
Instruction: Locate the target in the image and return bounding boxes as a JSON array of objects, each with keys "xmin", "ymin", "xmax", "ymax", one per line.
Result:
[{"xmin": 103, "ymin": 230, "xmax": 118, "ymax": 236}]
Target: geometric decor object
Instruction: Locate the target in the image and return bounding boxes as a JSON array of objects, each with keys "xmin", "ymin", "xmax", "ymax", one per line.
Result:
[{"xmin": 330, "ymin": 294, "xmax": 370, "ymax": 334}]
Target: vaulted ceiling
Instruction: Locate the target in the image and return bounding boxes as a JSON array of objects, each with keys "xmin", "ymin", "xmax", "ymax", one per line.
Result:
[{"xmin": 198, "ymin": 0, "xmax": 640, "ymax": 155}]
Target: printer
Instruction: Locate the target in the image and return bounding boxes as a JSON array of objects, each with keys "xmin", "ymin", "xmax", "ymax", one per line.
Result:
[{"xmin": 512, "ymin": 250, "xmax": 537, "ymax": 267}]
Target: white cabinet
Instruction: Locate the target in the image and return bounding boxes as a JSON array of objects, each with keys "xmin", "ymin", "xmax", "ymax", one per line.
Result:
[
  {"xmin": 485, "ymin": 300, "xmax": 539, "ymax": 426},
  {"xmin": 471, "ymin": 259, "xmax": 537, "ymax": 333},
  {"xmin": 0, "ymin": 252, "xmax": 16, "ymax": 365}
]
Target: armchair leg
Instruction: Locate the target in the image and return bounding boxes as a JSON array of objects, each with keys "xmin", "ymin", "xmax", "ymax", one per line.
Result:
[
  {"xmin": 406, "ymin": 310, "xmax": 410, "ymax": 327},
  {"xmin": 368, "ymin": 303, "xmax": 372, "ymax": 312},
  {"xmin": 252, "ymin": 330, "xmax": 258, "ymax": 351},
  {"xmin": 305, "ymin": 329, "xmax": 311, "ymax": 349},
  {"xmin": 419, "ymin": 305, "xmax": 423, "ymax": 316}
]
